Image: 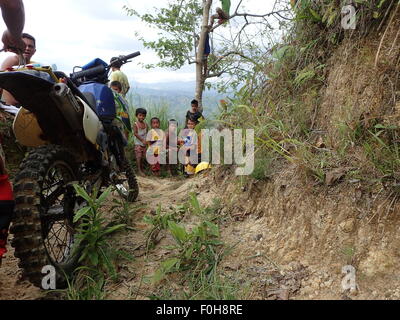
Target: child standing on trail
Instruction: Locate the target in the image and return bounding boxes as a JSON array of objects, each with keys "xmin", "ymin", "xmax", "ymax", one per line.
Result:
[
  {"xmin": 147, "ymin": 117, "xmax": 164, "ymax": 177},
  {"xmin": 110, "ymin": 80, "xmax": 123, "ymax": 94},
  {"xmin": 185, "ymin": 99, "xmax": 204, "ymax": 128},
  {"xmin": 134, "ymin": 108, "xmax": 148, "ymax": 177},
  {"xmin": 110, "ymin": 80, "xmax": 132, "ymax": 138},
  {"xmin": 179, "ymin": 118, "xmax": 202, "ymax": 176}
]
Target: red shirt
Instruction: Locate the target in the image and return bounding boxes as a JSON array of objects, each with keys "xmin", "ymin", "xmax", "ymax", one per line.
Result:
[{"xmin": 0, "ymin": 174, "xmax": 13, "ymax": 201}]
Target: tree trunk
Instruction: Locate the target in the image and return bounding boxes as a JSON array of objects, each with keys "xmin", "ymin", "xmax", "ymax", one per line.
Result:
[{"xmin": 195, "ymin": 0, "xmax": 213, "ymax": 112}]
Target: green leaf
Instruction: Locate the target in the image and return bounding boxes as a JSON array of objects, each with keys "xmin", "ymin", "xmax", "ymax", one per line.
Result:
[
  {"xmin": 152, "ymin": 258, "xmax": 180, "ymax": 284},
  {"xmin": 97, "ymin": 187, "xmax": 112, "ymax": 205},
  {"xmin": 115, "ymin": 250, "xmax": 135, "ymax": 262},
  {"xmin": 162, "ymin": 257, "xmax": 180, "ymax": 272},
  {"xmin": 88, "ymin": 251, "xmax": 99, "ymax": 266},
  {"xmin": 79, "ymin": 250, "xmax": 88, "ymax": 263},
  {"xmin": 73, "ymin": 207, "xmax": 91, "ymax": 223},
  {"xmin": 204, "ymin": 221, "xmax": 220, "ymax": 237},
  {"xmin": 189, "ymin": 192, "xmax": 202, "ymax": 215},
  {"xmin": 208, "ymin": 240, "xmax": 224, "ymax": 246},
  {"xmin": 100, "ymin": 248, "xmax": 117, "ymax": 280},
  {"xmin": 103, "ymin": 224, "xmax": 126, "ymax": 236},
  {"xmin": 294, "ymin": 69, "xmax": 316, "ymax": 86},
  {"xmin": 152, "ymin": 269, "xmax": 166, "ymax": 284},
  {"xmin": 309, "ymin": 8, "xmax": 322, "ymax": 21},
  {"xmin": 168, "ymin": 221, "xmax": 188, "ymax": 244},
  {"xmin": 185, "ymin": 247, "xmax": 194, "ymax": 260},
  {"xmin": 73, "ymin": 184, "xmax": 92, "ymax": 203},
  {"xmin": 374, "ymin": 124, "xmax": 398, "ymax": 130},
  {"xmin": 377, "ymin": 0, "xmax": 387, "ymax": 9},
  {"xmin": 272, "ymin": 45, "xmax": 292, "ymax": 60},
  {"xmin": 143, "ymin": 215, "xmax": 154, "ymax": 225}
]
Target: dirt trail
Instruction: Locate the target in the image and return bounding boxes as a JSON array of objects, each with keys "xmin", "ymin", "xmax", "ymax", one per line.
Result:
[
  {"xmin": 0, "ymin": 175, "xmax": 215, "ymax": 300},
  {"xmin": 104, "ymin": 174, "xmax": 218, "ymax": 300},
  {"xmin": 2, "ymin": 171, "xmax": 395, "ymax": 300}
]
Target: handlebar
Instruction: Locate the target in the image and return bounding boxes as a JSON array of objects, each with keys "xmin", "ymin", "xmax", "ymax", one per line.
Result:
[
  {"xmin": 118, "ymin": 51, "xmax": 141, "ymax": 63},
  {"xmin": 70, "ymin": 65, "xmax": 106, "ymax": 81},
  {"xmin": 70, "ymin": 51, "xmax": 141, "ymax": 81}
]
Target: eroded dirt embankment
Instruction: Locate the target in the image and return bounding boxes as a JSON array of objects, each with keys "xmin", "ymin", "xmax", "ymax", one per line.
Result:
[{"xmin": 211, "ymin": 166, "xmax": 400, "ymax": 300}]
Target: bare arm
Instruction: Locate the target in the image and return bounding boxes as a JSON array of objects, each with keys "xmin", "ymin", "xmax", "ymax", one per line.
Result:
[
  {"xmin": 0, "ymin": 55, "xmax": 20, "ymax": 105},
  {"xmin": 1, "ymin": 55, "xmax": 19, "ymax": 70},
  {"xmin": 134, "ymin": 123, "xmax": 147, "ymax": 145},
  {"xmin": 0, "ymin": 0, "xmax": 25, "ymax": 51}
]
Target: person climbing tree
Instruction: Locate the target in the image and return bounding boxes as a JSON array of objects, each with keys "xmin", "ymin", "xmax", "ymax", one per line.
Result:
[
  {"xmin": 203, "ymin": 32, "xmax": 211, "ymax": 75},
  {"xmin": 209, "ymin": 0, "xmax": 231, "ymax": 29},
  {"xmin": 205, "ymin": 1, "xmax": 231, "ymax": 75},
  {"xmin": 209, "ymin": 7, "xmax": 229, "ymax": 29}
]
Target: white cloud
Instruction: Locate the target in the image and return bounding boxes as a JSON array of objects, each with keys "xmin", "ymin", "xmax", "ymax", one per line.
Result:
[{"xmin": 0, "ymin": 0, "xmax": 278, "ymax": 86}]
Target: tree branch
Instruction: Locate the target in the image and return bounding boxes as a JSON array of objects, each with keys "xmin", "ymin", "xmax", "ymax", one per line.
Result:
[
  {"xmin": 207, "ymin": 50, "xmax": 259, "ymax": 71},
  {"xmin": 206, "ymin": 71, "xmax": 225, "ymax": 79},
  {"xmin": 210, "ymin": 9, "xmax": 290, "ymax": 33}
]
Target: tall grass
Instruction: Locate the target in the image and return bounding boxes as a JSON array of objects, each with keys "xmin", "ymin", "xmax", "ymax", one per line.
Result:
[
  {"xmin": 60, "ymin": 185, "xmax": 133, "ymax": 300},
  {"xmin": 144, "ymin": 193, "xmax": 244, "ymax": 300},
  {"xmin": 216, "ymin": 1, "xmax": 400, "ymax": 187}
]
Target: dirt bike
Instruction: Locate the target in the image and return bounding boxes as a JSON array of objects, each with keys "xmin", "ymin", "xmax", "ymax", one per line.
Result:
[{"xmin": 0, "ymin": 52, "xmax": 140, "ymax": 287}]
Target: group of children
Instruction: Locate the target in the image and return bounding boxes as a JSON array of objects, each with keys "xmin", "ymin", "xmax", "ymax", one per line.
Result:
[{"xmin": 134, "ymin": 99, "xmax": 204, "ymax": 177}]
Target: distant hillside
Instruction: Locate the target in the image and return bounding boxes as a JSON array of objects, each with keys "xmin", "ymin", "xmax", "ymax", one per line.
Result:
[{"xmin": 127, "ymin": 82, "xmax": 225, "ymax": 123}]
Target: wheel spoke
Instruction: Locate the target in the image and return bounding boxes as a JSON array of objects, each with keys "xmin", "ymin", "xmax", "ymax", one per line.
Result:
[{"xmin": 40, "ymin": 161, "xmax": 77, "ymax": 265}]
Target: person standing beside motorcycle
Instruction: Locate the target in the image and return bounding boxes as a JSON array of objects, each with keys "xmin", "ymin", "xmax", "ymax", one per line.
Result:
[
  {"xmin": 1, "ymin": 32, "xmax": 35, "ymax": 67},
  {"xmin": 110, "ymin": 80, "xmax": 132, "ymax": 138},
  {"xmin": 1, "ymin": 32, "xmax": 36, "ymax": 105},
  {"xmin": 109, "ymin": 57, "xmax": 130, "ymax": 97},
  {"xmin": 0, "ymin": 0, "xmax": 25, "ymax": 265},
  {"xmin": 0, "ymin": 139, "xmax": 14, "ymax": 266}
]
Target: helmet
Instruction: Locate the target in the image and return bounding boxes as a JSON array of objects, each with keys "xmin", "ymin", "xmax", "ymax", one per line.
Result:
[
  {"xmin": 195, "ymin": 162, "xmax": 211, "ymax": 174},
  {"xmin": 185, "ymin": 164, "xmax": 196, "ymax": 175}
]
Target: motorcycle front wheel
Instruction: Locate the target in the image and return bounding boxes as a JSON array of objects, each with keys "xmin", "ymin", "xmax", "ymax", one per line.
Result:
[{"xmin": 11, "ymin": 145, "xmax": 81, "ymax": 288}]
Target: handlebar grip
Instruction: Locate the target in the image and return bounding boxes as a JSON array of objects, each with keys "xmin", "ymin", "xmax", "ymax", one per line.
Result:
[
  {"xmin": 70, "ymin": 65, "xmax": 106, "ymax": 80},
  {"xmin": 123, "ymin": 51, "xmax": 141, "ymax": 60}
]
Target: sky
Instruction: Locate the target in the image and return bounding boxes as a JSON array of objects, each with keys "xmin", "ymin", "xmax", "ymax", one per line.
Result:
[{"xmin": 0, "ymin": 0, "xmax": 279, "ymax": 88}]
